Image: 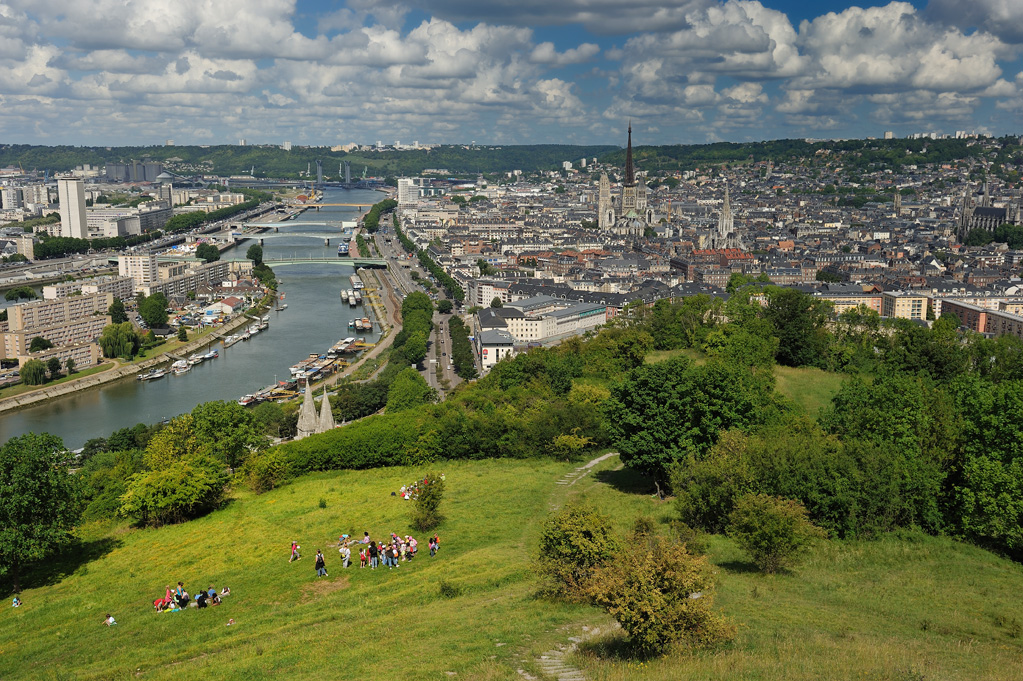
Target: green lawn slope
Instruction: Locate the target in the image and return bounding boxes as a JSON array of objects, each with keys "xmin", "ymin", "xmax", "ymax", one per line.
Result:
[{"xmin": 3, "ymin": 457, "xmax": 1022, "ymax": 681}]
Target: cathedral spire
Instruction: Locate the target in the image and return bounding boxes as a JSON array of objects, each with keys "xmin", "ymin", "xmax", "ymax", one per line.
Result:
[{"xmin": 624, "ymin": 122, "xmax": 635, "ymax": 186}]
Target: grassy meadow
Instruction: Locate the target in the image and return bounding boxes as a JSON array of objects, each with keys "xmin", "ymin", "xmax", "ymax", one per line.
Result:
[{"xmin": 3, "ymin": 455, "xmax": 1023, "ymax": 681}]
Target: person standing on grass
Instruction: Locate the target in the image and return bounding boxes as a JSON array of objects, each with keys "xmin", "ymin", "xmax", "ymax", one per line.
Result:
[
  {"xmin": 369, "ymin": 541, "xmax": 379, "ymax": 569},
  {"xmin": 290, "ymin": 541, "xmax": 301, "ymax": 562},
  {"xmin": 315, "ymin": 550, "xmax": 328, "ymax": 577},
  {"xmin": 340, "ymin": 543, "xmax": 351, "ymax": 568}
]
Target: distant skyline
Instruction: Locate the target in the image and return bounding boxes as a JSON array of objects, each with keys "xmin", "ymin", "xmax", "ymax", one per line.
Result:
[{"xmin": 0, "ymin": 0, "xmax": 1020, "ymax": 147}]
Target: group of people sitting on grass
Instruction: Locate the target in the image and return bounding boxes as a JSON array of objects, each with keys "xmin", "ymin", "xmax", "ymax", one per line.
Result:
[
  {"xmin": 395, "ymin": 473, "xmax": 444, "ymax": 501},
  {"xmin": 153, "ymin": 581, "xmax": 230, "ymax": 612}
]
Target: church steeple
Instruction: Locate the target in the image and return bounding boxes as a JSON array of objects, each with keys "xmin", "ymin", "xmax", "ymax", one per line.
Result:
[{"xmin": 624, "ymin": 122, "xmax": 635, "ymax": 186}]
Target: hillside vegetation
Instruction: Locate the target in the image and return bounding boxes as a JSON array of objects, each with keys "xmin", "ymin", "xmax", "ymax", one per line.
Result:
[
  {"xmin": 3, "ymin": 457, "xmax": 1023, "ymax": 681},
  {"xmin": 7, "ymin": 283, "xmax": 1023, "ymax": 678}
]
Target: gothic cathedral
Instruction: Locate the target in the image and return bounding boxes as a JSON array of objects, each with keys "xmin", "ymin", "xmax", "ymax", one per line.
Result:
[{"xmin": 599, "ymin": 124, "xmax": 654, "ymax": 236}]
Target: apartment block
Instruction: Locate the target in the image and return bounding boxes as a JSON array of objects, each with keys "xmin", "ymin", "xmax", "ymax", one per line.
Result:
[
  {"xmin": 881, "ymin": 291, "xmax": 927, "ymax": 320},
  {"xmin": 138, "ymin": 261, "xmax": 230, "ymax": 297},
  {"xmin": 2, "ymin": 315, "xmax": 110, "ymax": 359},
  {"xmin": 7, "ymin": 293, "xmax": 113, "ymax": 331},
  {"xmin": 13, "ymin": 340, "xmax": 103, "ymax": 369},
  {"xmin": 119, "ymin": 254, "xmax": 159, "ymax": 288},
  {"xmin": 57, "ymin": 178, "xmax": 88, "ymax": 239}
]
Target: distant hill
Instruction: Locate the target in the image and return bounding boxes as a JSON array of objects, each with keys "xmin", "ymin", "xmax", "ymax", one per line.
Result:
[{"xmin": 0, "ymin": 143, "xmax": 618, "ymax": 179}]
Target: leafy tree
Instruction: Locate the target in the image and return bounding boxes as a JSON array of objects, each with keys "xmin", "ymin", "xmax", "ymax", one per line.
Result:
[
  {"xmin": 586, "ymin": 536, "xmax": 733, "ymax": 655},
  {"xmin": 195, "ymin": 243, "xmax": 221, "ymax": 263},
  {"xmin": 604, "ymin": 357, "xmax": 780, "ymax": 487},
  {"xmin": 5, "ymin": 286, "xmax": 37, "ymax": 301},
  {"xmin": 243, "ymin": 448, "xmax": 292, "ymax": 493},
  {"xmin": 436, "ymin": 299, "xmax": 453, "ymax": 314},
  {"xmin": 46, "ymin": 357, "xmax": 63, "ymax": 379},
  {"xmin": 409, "ymin": 473, "xmax": 445, "ymax": 531},
  {"xmin": 727, "ymin": 494, "xmax": 826, "ymax": 573},
  {"xmin": 815, "ymin": 270, "xmax": 843, "ymax": 283},
  {"xmin": 28, "ymin": 336, "xmax": 53, "ymax": 352},
  {"xmin": 64, "ymin": 357, "xmax": 76, "ymax": 375},
  {"xmin": 98, "ymin": 322, "xmax": 141, "ymax": 359},
  {"xmin": 490, "ymin": 296, "xmax": 503, "ymax": 308},
  {"xmin": 119, "ymin": 455, "xmax": 227, "ymax": 526},
  {"xmin": 138, "ymin": 292, "xmax": 169, "ymax": 327},
  {"xmin": 386, "ymin": 367, "xmax": 437, "ymax": 412},
  {"xmin": 20, "ymin": 359, "xmax": 48, "ymax": 385},
  {"xmin": 536, "ymin": 504, "xmax": 621, "ymax": 600},
  {"xmin": 108, "ymin": 299, "xmax": 128, "ymax": 324},
  {"xmin": 190, "ymin": 400, "xmax": 268, "ymax": 468},
  {"xmin": 246, "ymin": 243, "xmax": 263, "ymax": 264},
  {"xmin": 177, "ymin": 326, "xmax": 188, "ymax": 342},
  {"xmin": 0, "ymin": 433, "xmax": 82, "ymax": 592},
  {"xmin": 762, "ymin": 287, "xmax": 833, "ymax": 367}
]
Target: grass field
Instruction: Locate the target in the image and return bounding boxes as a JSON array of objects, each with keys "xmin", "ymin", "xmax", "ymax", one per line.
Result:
[
  {"xmin": 3, "ymin": 456, "xmax": 1022, "ymax": 681},
  {"xmin": 643, "ymin": 349, "xmax": 847, "ymax": 417},
  {"xmin": 772, "ymin": 365, "xmax": 848, "ymax": 416}
]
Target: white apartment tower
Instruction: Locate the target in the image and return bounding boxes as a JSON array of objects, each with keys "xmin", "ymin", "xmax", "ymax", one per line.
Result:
[
  {"xmin": 118, "ymin": 254, "xmax": 159, "ymax": 289},
  {"xmin": 397, "ymin": 178, "xmax": 417, "ymax": 207},
  {"xmin": 57, "ymin": 178, "xmax": 88, "ymax": 239}
]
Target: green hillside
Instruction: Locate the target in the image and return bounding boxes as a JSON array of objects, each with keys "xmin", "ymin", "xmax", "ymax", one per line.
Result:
[{"xmin": 4, "ymin": 456, "xmax": 1023, "ymax": 681}]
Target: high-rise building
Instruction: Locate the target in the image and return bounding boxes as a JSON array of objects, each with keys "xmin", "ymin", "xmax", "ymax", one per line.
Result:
[
  {"xmin": 884, "ymin": 131, "xmax": 895, "ymax": 140},
  {"xmin": 1, "ymin": 186, "xmax": 23, "ymax": 209},
  {"xmin": 397, "ymin": 178, "xmax": 417, "ymax": 207},
  {"xmin": 344, "ymin": 161, "xmax": 351, "ymax": 185},
  {"xmin": 282, "ymin": 141, "xmax": 292, "ymax": 151},
  {"xmin": 239, "ymin": 138, "xmax": 247, "ymax": 146},
  {"xmin": 118, "ymin": 254, "xmax": 159, "ymax": 288},
  {"xmin": 57, "ymin": 178, "xmax": 88, "ymax": 239}
]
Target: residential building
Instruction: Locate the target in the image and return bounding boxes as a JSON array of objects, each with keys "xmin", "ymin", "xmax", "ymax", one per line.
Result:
[
  {"xmin": 139, "ymin": 261, "xmax": 231, "ymax": 297},
  {"xmin": 7, "ymin": 293, "xmax": 113, "ymax": 331},
  {"xmin": 57, "ymin": 178, "xmax": 88, "ymax": 239},
  {"xmin": 119, "ymin": 254, "xmax": 159, "ymax": 288},
  {"xmin": 881, "ymin": 291, "xmax": 927, "ymax": 320}
]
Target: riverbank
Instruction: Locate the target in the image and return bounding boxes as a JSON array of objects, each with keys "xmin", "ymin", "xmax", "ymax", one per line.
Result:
[{"xmin": 0, "ymin": 311, "xmax": 258, "ymax": 415}]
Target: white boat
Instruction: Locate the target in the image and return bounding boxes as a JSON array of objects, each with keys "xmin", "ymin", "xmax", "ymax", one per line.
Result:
[
  {"xmin": 203, "ymin": 349, "xmax": 219, "ymax": 360},
  {"xmin": 171, "ymin": 359, "xmax": 190, "ymax": 375},
  {"xmin": 145, "ymin": 369, "xmax": 166, "ymax": 380},
  {"xmin": 248, "ymin": 324, "xmax": 260, "ymax": 335},
  {"xmin": 188, "ymin": 353, "xmax": 205, "ymax": 365}
]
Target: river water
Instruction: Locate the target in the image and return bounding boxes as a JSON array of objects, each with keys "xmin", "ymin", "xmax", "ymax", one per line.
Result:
[{"xmin": 0, "ymin": 188, "xmax": 384, "ymax": 449}]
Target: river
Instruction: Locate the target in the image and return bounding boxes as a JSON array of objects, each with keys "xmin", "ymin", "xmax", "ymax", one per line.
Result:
[{"xmin": 0, "ymin": 187, "xmax": 385, "ymax": 449}]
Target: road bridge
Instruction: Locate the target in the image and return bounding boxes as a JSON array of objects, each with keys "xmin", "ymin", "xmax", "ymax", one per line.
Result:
[
  {"xmin": 224, "ymin": 256, "xmax": 388, "ymax": 268},
  {"xmin": 242, "ymin": 221, "xmax": 339, "ymax": 227}
]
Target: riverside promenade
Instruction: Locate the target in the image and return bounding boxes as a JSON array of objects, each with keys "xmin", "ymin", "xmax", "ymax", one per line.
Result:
[{"xmin": 0, "ymin": 311, "xmax": 257, "ymax": 415}]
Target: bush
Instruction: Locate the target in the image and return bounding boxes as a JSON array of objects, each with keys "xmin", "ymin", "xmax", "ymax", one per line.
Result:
[
  {"xmin": 586, "ymin": 537, "xmax": 733, "ymax": 655},
  {"xmin": 535, "ymin": 504, "xmax": 621, "ymax": 600},
  {"xmin": 727, "ymin": 494, "xmax": 826, "ymax": 573},
  {"xmin": 119, "ymin": 456, "xmax": 228, "ymax": 526},
  {"xmin": 244, "ymin": 449, "xmax": 292, "ymax": 493},
  {"xmin": 409, "ymin": 473, "xmax": 445, "ymax": 532}
]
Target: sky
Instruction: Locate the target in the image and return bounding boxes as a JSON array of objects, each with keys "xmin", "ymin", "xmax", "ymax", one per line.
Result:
[{"xmin": 0, "ymin": 0, "xmax": 1021, "ymax": 147}]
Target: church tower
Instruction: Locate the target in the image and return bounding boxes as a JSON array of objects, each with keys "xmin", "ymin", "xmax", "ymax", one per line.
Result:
[
  {"xmin": 717, "ymin": 183, "xmax": 733, "ymax": 240},
  {"xmin": 597, "ymin": 172, "xmax": 614, "ymax": 230}
]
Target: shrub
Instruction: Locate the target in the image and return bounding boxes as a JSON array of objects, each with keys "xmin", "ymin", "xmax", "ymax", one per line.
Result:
[
  {"xmin": 119, "ymin": 456, "xmax": 228, "ymax": 526},
  {"xmin": 535, "ymin": 504, "xmax": 621, "ymax": 600},
  {"xmin": 727, "ymin": 494, "xmax": 826, "ymax": 573},
  {"xmin": 244, "ymin": 448, "xmax": 292, "ymax": 493},
  {"xmin": 586, "ymin": 537, "xmax": 733, "ymax": 655},
  {"xmin": 409, "ymin": 473, "xmax": 445, "ymax": 531}
]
